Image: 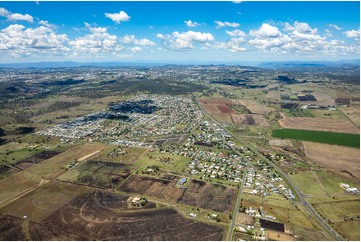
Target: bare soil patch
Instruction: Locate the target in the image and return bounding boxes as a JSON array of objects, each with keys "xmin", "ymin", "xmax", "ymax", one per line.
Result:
[
  {"xmin": 303, "ymin": 141, "xmax": 360, "ymax": 180},
  {"xmin": 238, "ymin": 99, "xmax": 274, "ymax": 115},
  {"xmin": 230, "ymin": 114, "xmax": 270, "ymax": 126},
  {"xmin": 279, "ymin": 115, "xmax": 359, "ymax": 134}
]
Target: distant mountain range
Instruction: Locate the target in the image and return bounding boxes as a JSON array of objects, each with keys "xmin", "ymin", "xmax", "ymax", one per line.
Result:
[{"xmin": 0, "ymin": 59, "xmax": 358, "ymax": 69}]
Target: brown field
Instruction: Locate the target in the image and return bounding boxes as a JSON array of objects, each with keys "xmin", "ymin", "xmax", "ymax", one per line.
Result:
[
  {"xmin": 267, "ymin": 230, "xmax": 296, "ymax": 241},
  {"xmin": 217, "ymin": 104, "xmax": 234, "ymax": 113},
  {"xmin": 279, "ymin": 115, "xmax": 359, "ymax": 134},
  {"xmin": 333, "ymin": 220, "xmax": 360, "ymax": 241},
  {"xmin": 179, "ymin": 179, "xmax": 213, "ymax": 208},
  {"xmin": 238, "ymin": 99, "xmax": 274, "ymax": 115},
  {"xmin": 198, "ymin": 98, "xmax": 235, "ymax": 105},
  {"xmin": 26, "ymin": 143, "xmax": 108, "ymax": 179},
  {"xmin": 14, "ymin": 151, "xmax": 62, "ymax": 170},
  {"xmin": 303, "ymin": 142, "xmax": 360, "ymax": 180},
  {"xmin": 212, "ymin": 113, "xmax": 233, "ymax": 123},
  {"xmin": 0, "ymin": 190, "xmax": 224, "ymax": 241},
  {"xmin": 236, "ymin": 213, "xmax": 254, "ymax": 225},
  {"xmin": 203, "ymin": 184, "xmax": 237, "ymax": 212},
  {"xmin": 230, "ymin": 114, "xmax": 270, "ymax": 126},
  {"xmin": 120, "ymin": 175, "xmax": 184, "ymax": 203},
  {"xmin": 339, "ymin": 106, "xmax": 360, "ymax": 128},
  {"xmin": 144, "ymin": 179, "xmax": 185, "ymax": 203},
  {"xmin": 269, "ymin": 139, "xmax": 293, "ymax": 147},
  {"xmin": 40, "ymin": 190, "xmax": 224, "ymax": 240},
  {"xmin": 0, "ymin": 180, "xmax": 91, "ymax": 222}
]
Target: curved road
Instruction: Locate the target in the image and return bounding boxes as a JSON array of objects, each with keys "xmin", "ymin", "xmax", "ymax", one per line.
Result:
[{"xmin": 194, "ymin": 97, "xmax": 341, "ymax": 241}]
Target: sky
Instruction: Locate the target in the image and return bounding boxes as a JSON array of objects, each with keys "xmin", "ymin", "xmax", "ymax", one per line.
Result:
[{"xmin": 0, "ymin": 1, "xmax": 359, "ymax": 63}]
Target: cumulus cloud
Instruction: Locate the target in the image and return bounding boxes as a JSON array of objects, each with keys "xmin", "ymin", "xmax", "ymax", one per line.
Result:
[
  {"xmin": 119, "ymin": 34, "xmax": 155, "ymax": 46},
  {"xmin": 0, "ymin": 7, "xmax": 10, "ymax": 17},
  {"xmin": 39, "ymin": 20, "xmax": 55, "ymax": 28},
  {"xmin": 69, "ymin": 23, "xmax": 122, "ymax": 55},
  {"xmin": 184, "ymin": 20, "xmax": 200, "ymax": 28},
  {"xmin": 344, "ymin": 29, "xmax": 360, "ymax": 39},
  {"xmin": 215, "ymin": 20, "xmax": 240, "ymax": 28},
  {"xmin": 226, "ymin": 29, "xmax": 246, "ymax": 37},
  {"xmin": 160, "ymin": 31, "xmax": 215, "ymax": 51},
  {"xmin": 328, "ymin": 24, "xmax": 342, "ymax": 31},
  {"xmin": 0, "ymin": 7, "xmax": 34, "ymax": 23},
  {"xmin": 105, "ymin": 11, "xmax": 130, "ymax": 24},
  {"xmin": 131, "ymin": 46, "xmax": 141, "ymax": 53},
  {"xmin": 0, "ymin": 24, "xmax": 68, "ymax": 57},
  {"xmin": 250, "ymin": 23, "xmax": 282, "ymax": 38}
]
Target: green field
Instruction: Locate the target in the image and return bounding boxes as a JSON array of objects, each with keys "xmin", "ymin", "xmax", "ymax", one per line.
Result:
[{"xmin": 272, "ymin": 129, "xmax": 360, "ymax": 148}]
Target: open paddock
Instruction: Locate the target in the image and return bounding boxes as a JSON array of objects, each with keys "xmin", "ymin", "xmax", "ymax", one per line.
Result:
[
  {"xmin": 178, "ymin": 179, "xmax": 213, "ymax": 208},
  {"xmin": 279, "ymin": 115, "xmax": 359, "ymax": 134},
  {"xmin": 41, "ymin": 190, "xmax": 224, "ymax": 240},
  {"xmin": 303, "ymin": 142, "xmax": 360, "ymax": 180},
  {"xmin": 230, "ymin": 114, "xmax": 270, "ymax": 126},
  {"xmin": 333, "ymin": 220, "xmax": 360, "ymax": 241},
  {"xmin": 238, "ymin": 99, "xmax": 274, "ymax": 115}
]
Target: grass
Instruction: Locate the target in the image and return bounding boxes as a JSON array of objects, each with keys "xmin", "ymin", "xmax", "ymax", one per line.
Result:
[
  {"xmin": 313, "ymin": 200, "xmax": 360, "ymax": 222},
  {"xmin": 272, "ymin": 129, "xmax": 360, "ymax": 148},
  {"xmin": 0, "ymin": 147, "xmax": 43, "ymax": 166},
  {"xmin": 315, "ymin": 171, "xmax": 358, "ymax": 195},
  {"xmin": 283, "ymin": 109, "xmax": 314, "ymax": 117},
  {"xmin": 289, "ymin": 171, "xmax": 327, "ymax": 196},
  {"xmin": 334, "ymin": 220, "xmax": 360, "ymax": 241},
  {"xmin": 136, "ymin": 151, "xmax": 191, "ymax": 174}
]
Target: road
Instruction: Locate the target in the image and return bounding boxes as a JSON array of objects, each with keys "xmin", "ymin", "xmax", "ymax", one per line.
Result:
[
  {"xmin": 226, "ymin": 169, "xmax": 247, "ymax": 241},
  {"xmin": 194, "ymin": 97, "xmax": 341, "ymax": 241}
]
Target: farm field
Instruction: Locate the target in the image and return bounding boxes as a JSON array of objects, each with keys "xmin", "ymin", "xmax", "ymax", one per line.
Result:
[
  {"xmin": 333, "ymin": 220, "xmax": 360, "ymax": 241},
  {"xmin": 237, "ymin": 99, "xmax": 274, "ymax": 115},
  {"xmin": 272, "ymin": 129, "xmax": 360, "ymax": 148},
  {"xmin": 119, "ymin": 176, "xmax": 237, "ymax": 213},
  {"xmin": 230, "ymin": 114, "xmax": 270, "ymax": 126},
  {"xmin": 312, "ymin": 200, "xmax": 360, "ymax": 222},
  {"xmin": 25, "ymin": 143, "xmax": 108, "ymax": 179},
  {"xmin": 278, "ymin": 115, "xmax": 359, "ymax": 134},
  {"xmin": 0, "ymin": 189, "xmax": 224, "ymax": 240},
  {"xmin": 57, "ymin": 160, "xmax": 134, "ymax": 189},
  {"xmin": 0, "ymin": 180, "xmax": 91, "ymax": 222},
  {"xmin": 303, "ymin": 142, "xmax": 360, "ymax": 179}
]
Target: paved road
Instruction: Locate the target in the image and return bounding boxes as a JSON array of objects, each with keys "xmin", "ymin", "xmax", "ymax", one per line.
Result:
[
  {"xmin": 194, "ymin": 97, "xmax": 341, "ymax": 241},
  {"xmin": 226, "ymin": 169, "xmax": 247, "ymax": 241}
]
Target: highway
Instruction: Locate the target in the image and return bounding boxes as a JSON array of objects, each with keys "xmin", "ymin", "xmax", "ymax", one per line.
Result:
[
  {"xmin": 194, "ymin": 97, "xmax": 341, "ymax": 241},
  {"xmin": 226, "ymin": 169, "xmax": 247, "ymax": 241}
]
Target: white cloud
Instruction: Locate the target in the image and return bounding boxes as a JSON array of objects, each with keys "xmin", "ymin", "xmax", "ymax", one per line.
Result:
[
  {"xmin": 69, "ymin": 23, "xmax": 121, "ymax": 55},
  {"xmin": 39, "ymin": 20, "xmax": 55, "ymax": 28},
  {"xmin": 250, "ymin": 23, "xmax": 282, "ymax": 38},
  {"xmin": 131, "ymin": 46, "xmax": 142, "ymax": 53},
  {"xmin": 138, "ymin": 38, "xmax": 156, "ymax": 46},
  {"xmin": 344, "ymin": 29, "xmax": 360, "ymax": 39},
  {"xmin": 232, "ymin": 1, "xmax": 242, "ymax": 4},
  {"xmin": 173, "ymin": 31, "xmax": 214, "ymax": 42},
  {"xmin": 105, "ymin": 11, "xmax": 130, "ymax": 24},
  {"xmin": 8, "ymin": 13, "xmax": 34, "ymax": 23},
  {"xmin": 226, "ymin": 29, "xmax": 246, "ymax": 37},
  {"xmin": 328, "ymin": 24, "xmax": 342, "ymax": 31},
  {"xmin": 120, "ymin": 34, "xmax": 155, "ymax": 46},
  {"xmin": 184, "ymin": 20, "xmax": 200, "ymax": 28},
  {"xmin": 283, "ymin": 22, "xmax": 295, "ymax": 32},
  {"xmin": 156, "ymin": 33, "xmax": 165, "ymax": 39},
  {"xmin": 0, "ymin": 24, "xmax": 68, "ymax": 57},
  {"xmin": 215, "ymin": 21, "xmax": 240, "ymax": 28},
  {"xmin": 0, "ymin": 8, "xmax": 34, "ymax": 23},
  {"xmin": 0, "ymin": 7, "xmax": 10, "ymax": 17}
]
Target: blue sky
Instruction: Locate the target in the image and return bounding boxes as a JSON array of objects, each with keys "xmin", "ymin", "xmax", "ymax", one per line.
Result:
[{"xmin": 0, "ymin": 1, "xmax": 359, "ymax": 63}]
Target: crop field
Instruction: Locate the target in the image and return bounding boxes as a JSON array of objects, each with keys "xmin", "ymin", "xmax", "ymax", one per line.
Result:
[
  {"xmin": 238, "ymin": 99, "xmax": 274, "ymax": 115},
  {"xmin": 303, "ymin": 142, "xmax": 360, "ymax": 179},
  {"xmin": 40, "ymin": 190, "xmax": 224, "ymax": 240},
  {"xmin": 278, "ymin": 115, "xmax": 359, "ymax": 134},
  {"xmin": 282, "ymin": 108, "xmax": 314, "ymax": 117},
  {"xmin": 230, "ymin": 114, "xmax": 270, "ymax": 126},
  {"xmin": 272, "ymin": 129, "xmax": 360, "ymax": 148}
]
